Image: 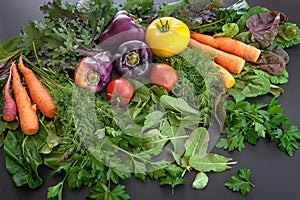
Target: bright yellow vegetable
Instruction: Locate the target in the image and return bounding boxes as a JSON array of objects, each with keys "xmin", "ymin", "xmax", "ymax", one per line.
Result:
[{"xmin": 146, "ymin": 17, "xmax": 190, "ymax": 58}]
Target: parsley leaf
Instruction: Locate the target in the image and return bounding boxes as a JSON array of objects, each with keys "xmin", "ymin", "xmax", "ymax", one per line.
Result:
[
  {"xmin": 47, "ymin": 180, "xmax": 64, "ymax": 200},
  {"xmin": 225, "ymin": 168, "xmax": 255, "ymax": 196},
  {"xmin": 88, "ymin": 183, "xmax": 130, "ymax": 200},
  {"xmin": 216, "ymin": 98, "xmax": 300, "ymax": 156},
  {"xmin": 155, "ymin": 164, "xmax": 185, "ymax": 194},
  {"xmin": 270, "ymin": 126, "xmax": 300, "ymax": 156},
  {"xmin": 160, "ymin": 176, "xmax": 185, "ymax": 194}
]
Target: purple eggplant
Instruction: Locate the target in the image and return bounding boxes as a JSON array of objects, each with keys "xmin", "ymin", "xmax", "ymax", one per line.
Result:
[
  {"xmin": 74, "ymin": 51, "xmax": 113, "ymax": 93},
  {"xmin": 99, "ymin": 10, "xmax": 145, "ymax": 51},
  {"xmin": 113, "ymin": 40, "xmax": 152, "ymax": 79}
]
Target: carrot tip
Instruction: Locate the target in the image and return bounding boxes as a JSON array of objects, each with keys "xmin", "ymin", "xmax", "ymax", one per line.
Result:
[{"xmin": 3, "ymin": 116, "xmax": 15, "ymax": 122}]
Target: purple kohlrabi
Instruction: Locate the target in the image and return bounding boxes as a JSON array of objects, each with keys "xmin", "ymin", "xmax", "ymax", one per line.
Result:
[{"xmin": 74, "ymin": 51, "xmax": 113, "ymax": 93}]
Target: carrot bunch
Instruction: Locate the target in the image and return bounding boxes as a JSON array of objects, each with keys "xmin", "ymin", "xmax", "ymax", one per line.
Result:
[
  {"xmin": 2, "ymin": 55, "xmax": 57, "ymax": 135},
  {"xmin": 189, "ymin": 33, "xmax": 261, "ymax": 88}
]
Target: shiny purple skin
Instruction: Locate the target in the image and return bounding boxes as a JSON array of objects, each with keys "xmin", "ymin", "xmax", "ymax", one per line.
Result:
[
  {"xmin": 99, "ymin": 10, "xmax": 145, "ymax": 52},
  {"xmin": 113, "ymin": 40, "xmax": 152, "ymax": 79},
  {"xmin": 75, "ymin": 51, "xmax": 113, "ymax": 93}
]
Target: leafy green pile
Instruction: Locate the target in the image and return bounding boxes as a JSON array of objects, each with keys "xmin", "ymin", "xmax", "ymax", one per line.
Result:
[
  {"xmin": 216, "ymin": 98, "xmax": 300, "ymax": 156},
  {"xmin": 161, "ymin": 0, "xmax": 300, "ymax": 97},
  {"xmin": 20, "ymin": 0, "xmax": 118, "ymax": 70}
]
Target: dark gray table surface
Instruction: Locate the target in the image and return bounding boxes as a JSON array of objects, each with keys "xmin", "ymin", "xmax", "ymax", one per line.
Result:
[{"xmin": 1, "ymin": 0, "xmax": 300, "ymax": 199}]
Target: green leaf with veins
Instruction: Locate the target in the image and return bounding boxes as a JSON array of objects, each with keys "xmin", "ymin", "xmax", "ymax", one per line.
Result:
[
  {"xmin": 189, "ymin": 153, "xmax": 237, "ymax": 172},
  {"xmin": 225, "ymin": 168, "xmax": 255, "ymax": 196},
  {"xmin": 47, "ymin": 180, "xmax": 64, "ymax": 200},
  {"xmin": 4, "ymin": 130, "xmax": 44, "ymax": 189},
  {"xmin": 229, "ymin": 71, "xmax": 271, "ymax": 102},
  {"xmin": 160, "ymin": 95, "xmax": 200, "ymax": 117},
  {"xmin": 0, "ymin": 37, "xmax": 21, "ymax": 63},
  {"xmin": 88, "ymin": 183, "xmax": 130, "ymax": 200},
  {"xmin": 181, "ymin": 128, "xmax": 209, "ymax": 168},
  {"xmin": 142, "ymin": 110, "xmax": 164, "ymax": 132},
  {"xmin": 214, "ymin": 23, "xmax": 239, "ymax": 38}
]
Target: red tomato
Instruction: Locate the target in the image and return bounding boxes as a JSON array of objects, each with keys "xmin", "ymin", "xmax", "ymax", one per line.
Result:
[
  {"xmin": 149, "ymin": 64, "xmax": 178, "ymax": 92},
  {"xmin": 107, "ymin": 78, "xmax": 134, "ymax": 105}
]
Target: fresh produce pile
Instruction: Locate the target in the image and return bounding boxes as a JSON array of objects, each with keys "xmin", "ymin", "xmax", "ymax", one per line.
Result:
[{"xmin": 1, "ymin": 0, "xmax": 300, "ymax": 199}]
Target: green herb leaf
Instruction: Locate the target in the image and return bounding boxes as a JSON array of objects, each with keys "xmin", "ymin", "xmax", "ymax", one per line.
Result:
[
  {"xmin": 142, "ymin": 110, "xmax": 164, "ymax": 132},
  {"xmin": 39, "ymin": 121, "xmax": 62, "ymax": 154},
  {"xmin": 122, "ymin": 0, "xmax": 155, "ymax": 20},
  {"xmin": 189, "ymin": 153, "xmax": 237, "ymax": 172},
  {"xmin": 88, "ymin": 183, "xmax": 130, "ymax": 200},
  {"xmin": 47, "ymin": 180, "xmax": 64, "ymax": 200},
  {"xmin": 160, "ymin": 176, "xmax": 185, "ymax": 194},
  {"xmin": 4, "ymin": 130, "xmax": 44, "ymax": 189},
  {"xmin": 225, "ymin": 168, "xmax": 255, "ymax": 196},
  {"xmin": 192, "ymin": 171, "xmax": 209, "ymax": 189},
  {"xmin": 0, "ymin": 37, "xmax": 21, "ymax": 63},
  {"xmin": 275, "ymin": 22, "xmax": 300, "ymax": 48},
  {"xmin": 160, "ymin": 95, "xmax": 200, "ymax": 117},
  {"xmin": 0, "ymin": 120, "xmax": 19, "ymax": 147},
  {"xmin": 181, "ymin": 127, "xmax": 209, "ymax": 167},
  {"xmin": 228, "ymin": 70, "xmax": 271, "ymax": 102},
  {"xmin": 278, "ymin": 125, "xmax": 300, "ymax": 156},
  {"xmin": 214, "ymin": 23, "xmax": 239, "ymax": 37}
]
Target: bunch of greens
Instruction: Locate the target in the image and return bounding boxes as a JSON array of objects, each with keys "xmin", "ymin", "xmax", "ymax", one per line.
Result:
[
  {"xmin": 161, "ymin": 0, "xmax": 300, "ymax": 85},
  {"xmin": 216, "ymin": 98, "xmax": 300, "ymax": 156},
  {"xmin": 20, "ymin": 0, "xmax": 118, "ymax": 70},
  {"xmin": 0, "ymin": 39, "xmax": 234, "ymax": 199},
  {"xmin": 158, "ymin": 47, "xmax": 226, "ymax": 127},
  {"xmin": 225, "ymin": 168, "xmax": 255, "ymax": 196}
]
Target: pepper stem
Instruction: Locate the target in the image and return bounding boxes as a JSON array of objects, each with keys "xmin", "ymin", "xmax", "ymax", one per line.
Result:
[
  {"xmin": 86, "ymin": 70, "xmax": 100, "ymax": 86},
  {"xmin": 156, "ymin": 18, "xmax": 169, "ymax": 32},
  {"xmin": 125, "ymin": 51, "xmax": 140, "ymax": 67}
]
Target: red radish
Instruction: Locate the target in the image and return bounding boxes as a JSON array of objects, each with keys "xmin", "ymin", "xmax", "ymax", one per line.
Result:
[{"xmin": 2, "ymin": 64, "xmax": 17, "ymax": 122}]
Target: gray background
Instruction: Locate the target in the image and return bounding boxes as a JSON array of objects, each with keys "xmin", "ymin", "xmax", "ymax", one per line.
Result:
[{"xmin": 1, "ymin": 0, "xmax": 300, "ymax": 199}]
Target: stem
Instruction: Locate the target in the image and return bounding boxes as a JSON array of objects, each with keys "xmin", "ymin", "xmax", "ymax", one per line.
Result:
[
  {"xmin": 125, "ymin": 51, "xmax": 140, "ymax": 67},
  {"xmin": 156, "ymin": 18, "xmax": 169, "ymax": 32},
  {"xmin": 86, "ymin": 70, "xmax": 100, "ymax": 86},
  {"xmin": 249, "ymin": 182, "xmax": 255, "ymax": 187},
  {"xmin": 32, "ymin": 42, "xmax": 42, "ymax": 68},
  {"xmin": 113, "ymin": 143, "xmax": 156, "ymax": 166},
  {"xmin": 148, "ymin": 135, "xmax": 189, "ymax": 144},
  {"xmin": 192, "ymin": 18, "xmax": 226, "ymax": 30}
]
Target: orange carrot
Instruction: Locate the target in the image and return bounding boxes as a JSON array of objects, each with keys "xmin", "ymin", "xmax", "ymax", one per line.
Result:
[
  {"xmin": 190, "ymin": 32, "xmax": 261, "ymax": 62},
  {"xmin": 214, "ymin": 63, "xmax": 236, "ymax": 89},
  {"xmin": 17, "ymin": 55, "xmax": 57, "ymax": 118},
  {"xmin": 11, "ymin": 62, "xmax": 39, "ymax": 135},
  {"xmin": 2, "ymin": 64, "xmax": 17, "ymax": 122},
  {"xmin": 189, "ymin": 38, "xmax": 245, "ymax": 74}
]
